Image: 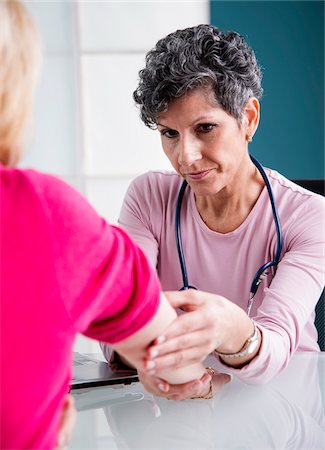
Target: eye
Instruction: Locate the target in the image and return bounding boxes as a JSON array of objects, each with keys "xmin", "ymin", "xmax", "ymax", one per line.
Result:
[
  {"xmin": 197, "ymin": 123, "xmax": 216, "ymax": 133},
  {"xmin": 160, "ymin": 128, "xmax": 179, "ymax": 139}
]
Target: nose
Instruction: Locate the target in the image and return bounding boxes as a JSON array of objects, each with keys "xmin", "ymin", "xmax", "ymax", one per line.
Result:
[{"xmin": 177, "ymin": 135, "xmax": 202, "ymax": 167}]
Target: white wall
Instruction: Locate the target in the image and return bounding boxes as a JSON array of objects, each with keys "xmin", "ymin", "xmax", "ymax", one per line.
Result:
[
  {"xmin": 22, "ymin": 1, "xmax": 83, "ymax": 190},
  {"xmin": 21, "ymin": 0, "xmax": 209, "ymax": 353}
]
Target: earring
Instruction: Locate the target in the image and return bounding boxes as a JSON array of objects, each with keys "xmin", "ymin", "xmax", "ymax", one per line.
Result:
[{"xmin": 246, "ymin": 131, "xmax": 253, "ymax": 143}]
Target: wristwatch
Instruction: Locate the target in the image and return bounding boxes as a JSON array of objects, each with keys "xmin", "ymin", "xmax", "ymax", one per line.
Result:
[{"xmin": 214, "ymin": 321, "xmax": 259, "ymax": 359}]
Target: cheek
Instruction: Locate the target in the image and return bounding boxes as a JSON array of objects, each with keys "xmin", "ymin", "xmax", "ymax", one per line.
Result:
[
  {"xmin": 217, "ymin": 129, "xmax": 246, "ymax": 157},
  {"xmin": 163, "ymin": 150, "xmax": 182, "ymax": 174},
  {"xmin": 162, "ymin": 144, "xmax": 178, "ymax": 164},
  {"xmin": 219, "ymin": 126, "xmax": 241, "ymax": 145}
]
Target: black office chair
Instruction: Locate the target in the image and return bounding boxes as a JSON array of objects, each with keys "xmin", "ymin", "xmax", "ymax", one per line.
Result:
[{"xmin": 291, "ymin": 179, "xmax": 325, "ymax": 351}]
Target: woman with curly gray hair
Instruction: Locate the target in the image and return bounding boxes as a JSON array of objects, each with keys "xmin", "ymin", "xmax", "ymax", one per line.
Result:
[
  {"xmin": 134, "ymin": 25, "xmax": 262, "ymax": 128},
  {"xmin": 101, "ymin": 24, "xmax": 324, "ymax": 400}
]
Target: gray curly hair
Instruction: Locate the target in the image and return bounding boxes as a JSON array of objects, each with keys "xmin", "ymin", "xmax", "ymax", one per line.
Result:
[{"xmin": 133, "ymin": 24, "xmax": 263, "ymax": 128}]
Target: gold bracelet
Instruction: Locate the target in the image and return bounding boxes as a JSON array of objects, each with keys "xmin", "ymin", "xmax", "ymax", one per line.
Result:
[{"xmin": 190, "ymin": 367, "xmax": 215, "ymax": 400}]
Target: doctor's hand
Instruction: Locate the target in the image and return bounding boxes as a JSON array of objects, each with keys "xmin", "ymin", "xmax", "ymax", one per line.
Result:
[
  {"xmin": 138, "ymin": 369, "xmax": 231, "ymax": 401},
  {"xmin": 143, "ymin": 290, "xmax": 254, "ymax": 374}
]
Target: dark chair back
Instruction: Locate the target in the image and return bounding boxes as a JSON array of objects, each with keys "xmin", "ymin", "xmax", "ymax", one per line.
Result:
[{"xmin": 291, "ymin": 179, "xmax": 324, "ymax": 351}]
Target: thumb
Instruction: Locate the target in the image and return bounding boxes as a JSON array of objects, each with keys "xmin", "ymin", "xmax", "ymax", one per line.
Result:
[
  {"xmin": 164, "ymin": 290, "xmax": 205, "ymax": 310},
  {"xmin": 211, "ymin": 373, "xmax": 232, "ymax": 394}
]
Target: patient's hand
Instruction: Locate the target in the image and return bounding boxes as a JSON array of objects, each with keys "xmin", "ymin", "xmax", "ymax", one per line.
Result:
[
  {"xmin": 55, "ymin": 394, "xmax": 77, "ymax": 450},
  {"xmin": 138, "ymin": 370, "xmax": 231, "ymax": 401}
]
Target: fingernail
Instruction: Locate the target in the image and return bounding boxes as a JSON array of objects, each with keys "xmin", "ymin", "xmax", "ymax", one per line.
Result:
[
  {"xmin": 145, "ymin": 360, "xmax": 156, "ymax": 370},
  {"xmin": 155, "ymin": 335, "xmax": 166, "ymax": 344},
  {"xmin": 224, "ymin": 374, "xmax": 232, "ymax": 384},
  {"xmin": 158, "ymin": 383, "xmax": 168, "ymax": 393},
  {"xmin": 149, "ymin": 348, "xmax": 159, "ymax": 358},
  {"xmin": 201, "ymin": 374, "xmax": 211, "ymax": 384}
]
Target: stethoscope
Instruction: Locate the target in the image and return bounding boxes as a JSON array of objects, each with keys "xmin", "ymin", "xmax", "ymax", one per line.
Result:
[{"xmin": 175, "ymin": 155, "xmax": 283, "ymax": 317}]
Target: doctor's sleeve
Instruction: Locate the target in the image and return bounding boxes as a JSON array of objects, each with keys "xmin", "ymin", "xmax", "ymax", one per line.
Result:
[
  {"xmin": 118, "ymin": 176, "xmax": 159, "ymax": 270},
  {"xmin": 218, "ymin": 194, "xmax": 325, "ymax": 383}
]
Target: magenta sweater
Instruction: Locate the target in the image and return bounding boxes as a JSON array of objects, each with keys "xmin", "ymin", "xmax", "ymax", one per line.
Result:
[{"xmin": 0, "ymin": 165, "xmax": 160, "ymax": 449}]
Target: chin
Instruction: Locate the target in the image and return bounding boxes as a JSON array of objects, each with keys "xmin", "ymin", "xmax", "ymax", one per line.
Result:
[
  {"xmin": 188, "ymin": 179, "xmax": 227, "ymax": 197},
  {"xmin": 188, "ymin": 184, "xmax": 222, "ymax": 197}
]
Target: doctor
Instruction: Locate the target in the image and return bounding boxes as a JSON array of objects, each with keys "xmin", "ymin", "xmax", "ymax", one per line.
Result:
[{"xmin": 102, "ymin": 24, "xmax": 324, "ymax": 400}]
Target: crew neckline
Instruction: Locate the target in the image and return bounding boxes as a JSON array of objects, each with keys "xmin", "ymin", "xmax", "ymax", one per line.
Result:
[{"xmin": 189, "ymin": 171, "xmax": 271, "ymax": 237}]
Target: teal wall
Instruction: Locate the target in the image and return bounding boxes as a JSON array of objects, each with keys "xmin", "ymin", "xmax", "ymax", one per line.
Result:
[{"xmin": 210, "ymin": 1, "xmax": 324, "ymax": 179}]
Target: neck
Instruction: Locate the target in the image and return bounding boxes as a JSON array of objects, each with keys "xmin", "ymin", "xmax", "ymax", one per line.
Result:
[{"xmin": 195, "ymin": 157, "xmax": 265, "ymax": 233}]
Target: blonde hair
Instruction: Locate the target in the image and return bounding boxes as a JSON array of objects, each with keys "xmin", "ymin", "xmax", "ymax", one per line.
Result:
[{"xmin": 0, "ymin": 0, "xmax": 42, "ymax": 166}]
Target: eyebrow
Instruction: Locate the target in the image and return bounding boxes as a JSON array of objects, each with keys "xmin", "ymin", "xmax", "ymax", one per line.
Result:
[{"xmin": 157, "ymin": 116, "xmax": 218, "ymax": 129}]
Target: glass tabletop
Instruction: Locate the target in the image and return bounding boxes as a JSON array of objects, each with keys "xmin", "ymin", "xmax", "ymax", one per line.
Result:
[{"xmin": 70, "ymin": 352, "xmax": 325, "ymax": 450}]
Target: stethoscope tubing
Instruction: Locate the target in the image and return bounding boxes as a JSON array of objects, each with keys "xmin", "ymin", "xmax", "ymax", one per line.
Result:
[
  {"xmin": 175, "ymin": 179, "xmax": 191, "ymax": 290},
  {"xmin": 249, "ymin": 155, "xmax": 283, "ymax": 295},
  {"xmin": 175, "ymin": 155, "xmax": 283, "ymax": 312}
]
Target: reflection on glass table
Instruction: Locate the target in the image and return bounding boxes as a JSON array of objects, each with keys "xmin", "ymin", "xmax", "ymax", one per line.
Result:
[{"xmin": 70, "ymin": 352, "xmax": 325, "ymax": 450}]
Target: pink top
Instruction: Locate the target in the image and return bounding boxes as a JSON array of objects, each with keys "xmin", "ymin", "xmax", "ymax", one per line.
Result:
[
  {"xmin": 118, "ymin": 169, "xmax": 325, "ymax": 383},
  {"xmin": 0, "ymin": 166, "xmax": 160, "ymax": 449}
]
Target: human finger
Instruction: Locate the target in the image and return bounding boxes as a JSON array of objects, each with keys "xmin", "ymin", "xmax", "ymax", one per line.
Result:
[
  {"xmin": 139, "ymin": 371, "xmax": 211, "ymax": 401},
  {"xmin": 145, "ymin": 344, "xmax": 210, "ymax": 374},
  {"xmin": 186, "ymin": 372, "xmax": 231, "ymax": 400},
  {"xmin": 164, "ymin": 290, "xmax": 206, "ymax": 310},
  {"xmin": 147, "ymin": 328, "xmax": 215, "ymax": 361},
  {"xmin": 164, "ymin": 370, "xmax": 231, "ymax": 400},
  {"xmin": 138, "ymin": 371, "xmax": 170, "ymax": 397},
  {"xmin": 210, "ymin": 372, "xmax": 232, "ymax": 396},
  {"xmin": 166, "ymin": 378, "xmax": 211, "ymax": 401},
  {"xmin": 151, "ymin": 307, "xmax": 212, "ymax": 348},
  {"xmin": 55, "ymin": 395, "xmax": 77, "ymax": 450},
  {"xmin": 161, "ymin": 371, "xmax": 211, "ymax": 401}
]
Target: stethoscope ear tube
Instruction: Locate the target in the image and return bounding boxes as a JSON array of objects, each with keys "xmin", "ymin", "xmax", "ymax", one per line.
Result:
[
  {"xmin": 175, "ymin": 179, "xmax": 191, "ymax": 290},
  {"xmin": 249, "ymin": 155, "xmax": 283, "ymax": 263},
  {"xmin": 249, "ymin": 155, "xmax": 283, "ymax": 301},
  {"xmin": 175, "ymin": 156, "xmax": 283, "ymax": 311}
]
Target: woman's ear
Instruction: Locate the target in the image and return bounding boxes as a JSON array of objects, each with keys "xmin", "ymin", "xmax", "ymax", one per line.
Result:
[{"xmin": 243, "ymin": 97, "xmax": 260, "ymax": 140}]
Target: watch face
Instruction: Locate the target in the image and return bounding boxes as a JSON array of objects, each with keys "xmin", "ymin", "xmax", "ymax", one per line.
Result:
[
  {"xmin": 214, "ymin": 322, "xmax": 260, "ymax": 359},
  {"xmin": 246, "ymin": 325, "xmax": 259, "ymax": 355},
  {"xmin": 246, "ymin": 340, "xmax": 258, "ymax": 356},
  {"xmin": 215, "ymin": 323, "xmax": 259, "ymax": 358}
]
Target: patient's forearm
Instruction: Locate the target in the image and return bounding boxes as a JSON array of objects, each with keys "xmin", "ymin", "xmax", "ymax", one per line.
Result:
[{"xmin": 113, "ymin": 293, "xmax": 205, "ymax": 384}]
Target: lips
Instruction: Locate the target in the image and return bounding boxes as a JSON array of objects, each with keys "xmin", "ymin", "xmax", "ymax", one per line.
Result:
[{"xmin": 185, "ymin": 169, "xmax": 211, "ymax": 180}]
